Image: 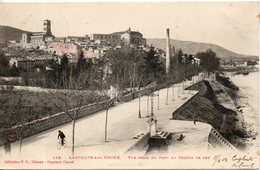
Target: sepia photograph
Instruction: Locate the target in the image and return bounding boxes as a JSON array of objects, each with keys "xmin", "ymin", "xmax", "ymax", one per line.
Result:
[{"xmin": 0, "ymin": 1, "xmax": 259, "ymax": 169}]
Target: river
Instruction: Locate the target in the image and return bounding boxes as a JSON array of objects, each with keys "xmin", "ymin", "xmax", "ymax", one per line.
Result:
[{"xmin": 230, "ymin": 71, "xmax": 259, "ymax": 148}]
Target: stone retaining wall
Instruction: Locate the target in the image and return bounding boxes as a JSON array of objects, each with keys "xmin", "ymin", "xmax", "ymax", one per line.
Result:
[{"xmin": 171, "ymin": 91, "xmax": 199, "ymax": 119}]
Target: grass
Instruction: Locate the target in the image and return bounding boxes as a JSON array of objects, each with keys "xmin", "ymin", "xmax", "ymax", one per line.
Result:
[{"xmin": 0, "ymin": 89, "xmax": 108, "ymax": 128}]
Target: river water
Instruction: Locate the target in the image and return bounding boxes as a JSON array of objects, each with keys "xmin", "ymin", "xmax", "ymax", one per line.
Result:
[{"xmin": 230, "ymin": 71, "xmax": 259, "ymax": 148}]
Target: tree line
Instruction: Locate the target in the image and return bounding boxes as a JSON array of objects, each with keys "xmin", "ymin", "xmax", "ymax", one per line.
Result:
[
  {"xmin": 0, "ymin": 45, "xmax": 221, "ymax": 156},
  {"xmin": 1, "ymin": 46, "xmax": 221, "ymax": 90}
]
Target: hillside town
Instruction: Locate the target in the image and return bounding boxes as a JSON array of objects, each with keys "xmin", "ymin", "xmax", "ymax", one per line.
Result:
[
  {"xmin": 0, "ymin": 20, "xmax": 198, "ymax": 87},
  {"xmin": 0, "ymin": 15, "xmax": 259, "ymax": 169},
  {"xmin": 7, "ymin": 20, "xmax": 147, "ymax": 68},
  {"xmin": 1, "ymin": 20, "xmax": 257, "ymax": 87}
]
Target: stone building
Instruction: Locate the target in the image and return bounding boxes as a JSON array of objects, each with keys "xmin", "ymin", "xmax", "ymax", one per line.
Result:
[
  {"xmin": 192, "ymin": 57, "xmax": 201, "ymax": 66},
  {"xmin": 90, "ymin": 34, "xmax": 121, "ymax": 45},
  {"xmin": 65, "ymin": 36, "xmax": 90, "ymax": 43},
  {"xmin": 21, "ymin": 20, "xmax": 55, "ymax": 48},
  {"xmin": 119, "ymin": 28, "xmax": 146, "ymax": 46},
  {"xmin": 17, "ymin": 59, "xmax": 54, "ymax": 72},
  {"xmin": 90, "ymin": 28, "xmax": 146, "ymax": 46}
]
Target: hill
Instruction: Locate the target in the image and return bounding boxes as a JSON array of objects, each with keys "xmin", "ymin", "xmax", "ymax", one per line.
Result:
[
  {"xmin": 0, "ymin": 25, "xmax": 257, "ymax": 60},
  {"xmin": 0, "ymin": 25, "xmax": 30, "ymax": 43},
  {"xmin": 147, "ymin": 38, "xmax": 258, "ymax": 60}
]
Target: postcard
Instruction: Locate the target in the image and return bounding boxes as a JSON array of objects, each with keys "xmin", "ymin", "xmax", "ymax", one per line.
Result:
[{"xmin": 0, "ymin": 2, "xmax": 259, "ymax": 169}]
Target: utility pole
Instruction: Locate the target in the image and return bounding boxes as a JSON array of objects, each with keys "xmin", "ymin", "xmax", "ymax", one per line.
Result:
[
  {"xmin": 146, "ymin": 92, "xmax": 149, "ymax": 117},
  {"xmin": 166, "ymin": 86, "xmax": 169, "ymax": 105},
  {"xmin": 182, "ymin": 81, "xmax": 185, "ymax": 94},
  {"xmin": 178, "ymin": 82, "xmax": 181, "ymax": 97},
  {"xmin": 157, "ymin": 89, "xmax": 160, "ymax": 110},
  {"xmin": 105, "ymin": 106, "xmax": 109, "ymax": 142},
  {"xmin": 172, "ymin": 84, "xmax": 174, "ymax": 101},
  {"xmin": 133, "ymin": 63, "xmax": 136, "ymax": 91},
  {"xmin": 138, "ymin": 93, "xmax": 141, "ymax": 118}
]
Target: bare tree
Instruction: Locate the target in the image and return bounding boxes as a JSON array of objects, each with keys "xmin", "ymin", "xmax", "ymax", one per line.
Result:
[
  {"xmin": 99, "ymin": 89, "xmax": 114, "ymax": 142},
  {"xmin": 45, "ymin": 71, "xmax": 109, "ymax": 155},
  {"xmin": 47, "ymin": 88, "xmax": 105, "ymax": 155},
  {"xmin": 7, "ymin": 91, "xmax": 38, "ymax": 155}
]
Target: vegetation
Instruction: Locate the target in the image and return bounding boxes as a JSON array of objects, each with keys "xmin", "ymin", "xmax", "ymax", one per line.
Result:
[
  {"xmin": 0, "ymin": 89, "xmax": 107, "ymax": 128},
  {"xmin": 103, "ymin": 47, "xmax": 143, "ymax": 90},
  {"xmin": 0, "ymin": 88, "xmax": 108, "ymax": 155},
  {"xmin": 0, "ymin": 51, "xmax": 14, "ymax": 76},
  {"xmin": 195, "ymin": 49, "xmax": 220, "ymax": 74},
  {"xmin": 45, "ymin": 88, "xmax": 108, "ymax": 155},
  {"xmin": 104, "ymin": 46, "xmax": 164, "ymax": 91},
  {"xmin": 0, "ymin": 45, "xmax": 225, "ymax": 155},
  {"xmin": 142, "ymin": 46, "xmax": 164, "ymax": 81},
  {"xmin": 247, "ymin": 60, "xmax": 258, "ymax": 68},
  {"xmin": 0, "ymin": 46, "xmax": 219, "ymax": 92},
  {"xmin": 0, "ymin": 46, "xmax": 217, "ymax": 127},
  {"xmin": 9, "ymin": 63, "xmax": 20, "ymax": 76},
  {"xmin": 102, "ymin": 46, "xmax": 200, "ymax": 91}
]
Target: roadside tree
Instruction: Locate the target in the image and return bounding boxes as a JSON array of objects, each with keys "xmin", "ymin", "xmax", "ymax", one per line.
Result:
[{"xmin": 195, "ymin": 49, "xmax": 220, "ymax": 75}]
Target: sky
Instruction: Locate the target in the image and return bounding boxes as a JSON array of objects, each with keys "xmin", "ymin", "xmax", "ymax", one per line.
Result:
[{"xmin": 0, "ymin": 2, "xmax": 259, "ymax": 56}]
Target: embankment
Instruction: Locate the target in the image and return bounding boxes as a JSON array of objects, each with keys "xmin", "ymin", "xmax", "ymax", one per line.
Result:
[
  {"xmin": 0, "ymin": 99, "xmax": 114, "ymax": 146},
  {"xmin": 0, "ymin": 85, "xmax": 158, "ymax": 146},
  {"xmin": 172, "ymin": 75, "xmax": 251, "ymax": 149}
]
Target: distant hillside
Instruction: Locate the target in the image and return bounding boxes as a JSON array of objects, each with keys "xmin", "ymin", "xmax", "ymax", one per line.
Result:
[
  {"xmin": 0, "ymin": 25, "xmax": 257, "ymax": 60},
  {"xmin": 147, "ymin": 38, "xmax": 258, "ymax": 60},
  {"xmin": 0, "ymin": 25, "xmax": 30, "ymax": 43}
]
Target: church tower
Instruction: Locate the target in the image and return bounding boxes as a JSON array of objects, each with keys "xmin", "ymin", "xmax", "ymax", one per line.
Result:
[{"xmin": 43, "ymin": 20, "xmax": 52, "ymax": 35}]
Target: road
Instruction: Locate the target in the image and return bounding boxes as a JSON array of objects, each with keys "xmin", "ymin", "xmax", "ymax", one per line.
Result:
[{"xmin": 0, "ymin": 77, "xmax": 213, "ymax": 169}]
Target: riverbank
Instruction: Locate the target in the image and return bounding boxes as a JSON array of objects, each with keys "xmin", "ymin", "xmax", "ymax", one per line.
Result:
[
  {"xmin": 229, "ymin": 71, "xmax": 259, "ymax": 150},
  {"xmin": 172, "ymin": 73, "xmax": 257, "ymax": 150}
]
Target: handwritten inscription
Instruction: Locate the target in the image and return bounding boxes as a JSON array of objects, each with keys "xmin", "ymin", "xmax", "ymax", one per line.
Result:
[
  {"xmin": 232, "ymin": 154, "xmax": 254, "ymax": 169},
  {"xmin": 212, "ymin": 153, "xmax": 256, "ymax": 169}
]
